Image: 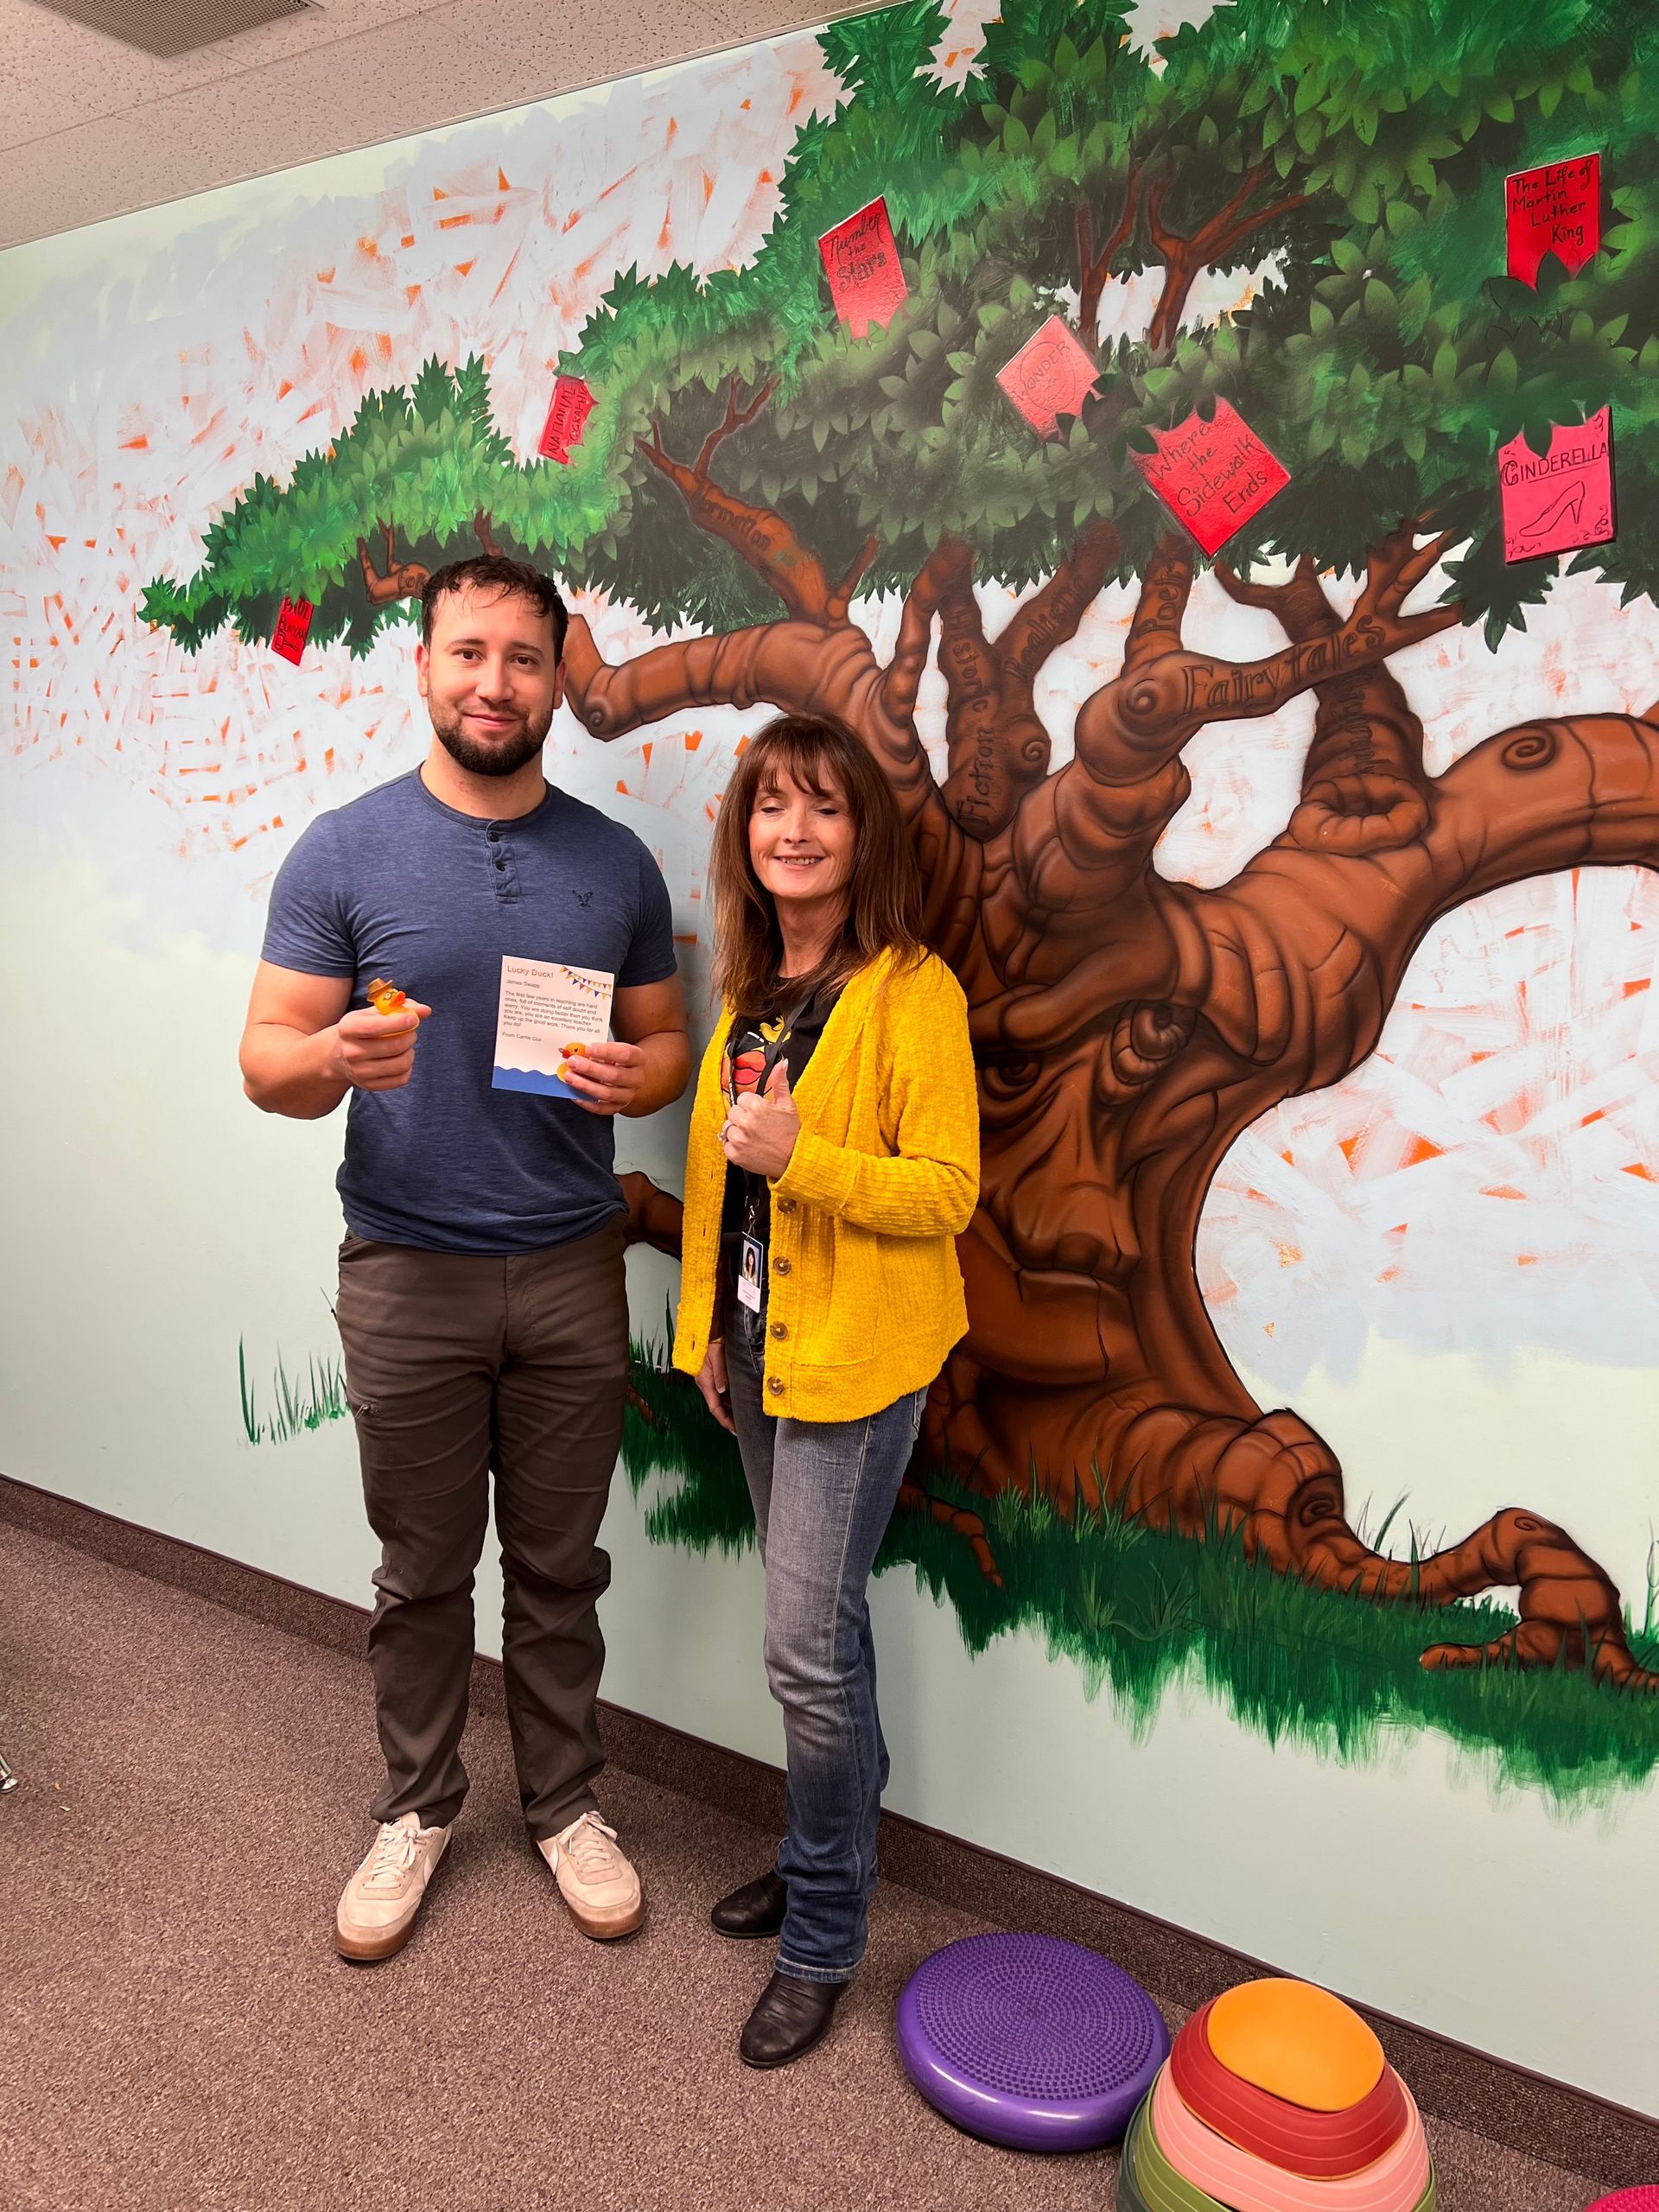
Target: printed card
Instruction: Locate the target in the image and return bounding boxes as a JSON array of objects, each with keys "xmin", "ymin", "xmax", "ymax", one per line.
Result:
[
  {"xmin": 1131, "ymin": 400, "xmax": 1290, "ymax": 557},
  {"xmin": 492, "ymin": 956, "xmax": 613, "ymax": 1098},
  {"xmin": 997, "ymin": 316, "xmax": 1100, "ymax": 439},
  {"xmin": 537, "ymin": 374, "xmax": 596, "ymax": 464},
  {"xmin": 270, "ymin": 595, "xmax": 314, "ymax": 664},
  {"xmin": 818, "ymin": 199, "xmax": 908, "ymax": 339},
  {"xmin": 1500, "ymin": 407, "xmax": 1614, "ymax": 563},
  {"xmin": 1505, "ymin": 155, "xmax": 1600, "ymax": 288}
]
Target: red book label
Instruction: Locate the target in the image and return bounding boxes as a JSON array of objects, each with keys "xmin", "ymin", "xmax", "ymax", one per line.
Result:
[
  {"xmin": 271, "ymin": 595, "xmax": 314, "ymax": 664},
  {"xmin": 996, "ymin": 315, "xmax": 1099, "ymax": 439},
  {"xmin": 1131, "ymin": 400, "xmax": 1290, "ymax": 557},
  {"xmin": 1500, "ymin": 407, "xmax": 1614, "ymax": 563},
  {"xmin": 1505, "ymin": 154, "xmax": 1600, "ymax": 287},
  {"xmin": 818, "ymin": 199, "xmax": 908, "ymax": 339},
  {"xmin": 538, "ymin": 374, "xmax": 595, "ymax": 464}
]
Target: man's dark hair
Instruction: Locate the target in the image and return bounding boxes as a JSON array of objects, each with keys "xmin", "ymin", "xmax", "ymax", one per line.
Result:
[{"xmin": 420, "ymin": 556, "xmax": 569, "ymax": 659}]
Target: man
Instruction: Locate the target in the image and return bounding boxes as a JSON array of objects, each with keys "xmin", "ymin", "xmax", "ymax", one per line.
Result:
[{"xmin": 240, "ymin": 556, "xmax": 690, "ymax": 1960}]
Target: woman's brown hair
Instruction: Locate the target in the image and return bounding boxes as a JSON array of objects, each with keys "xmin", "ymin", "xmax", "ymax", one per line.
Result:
[{"xmin": 708, "ymin": 715, "xmax": 925, "ymax": 1013}]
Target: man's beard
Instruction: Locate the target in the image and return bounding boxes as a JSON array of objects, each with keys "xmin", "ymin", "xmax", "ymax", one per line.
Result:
[{"xmin": 429, "ymin": 700, "xmax": 552, "ymax": 779}]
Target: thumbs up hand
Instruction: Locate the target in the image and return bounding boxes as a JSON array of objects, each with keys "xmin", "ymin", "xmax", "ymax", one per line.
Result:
[{"xmin": 721, "ymin": 1055, "xmax": 801, "ymax": 1179}]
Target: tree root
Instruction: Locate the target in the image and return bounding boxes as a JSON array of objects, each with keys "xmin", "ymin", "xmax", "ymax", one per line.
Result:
[
  {"xmin": 898, "ymin": 1480, "xmax": 1004, "ymax": 1588},
  {"xmin": 609, "ymin": 1194, "xmax": 1654, "ymax": 1688},
  {"xmin": 1113, "ymin": 1401, "xmax": 1659, "ymax": 1688}
]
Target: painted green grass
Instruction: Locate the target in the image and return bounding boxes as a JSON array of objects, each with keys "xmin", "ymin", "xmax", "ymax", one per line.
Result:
[
  {"xmin": 238, "ymin": 1336, "xmax": 350, "ymax": 1446},
  {"xmin": 624, "ymin": 1334, "xmax": 1659, "ymax": 1804}
]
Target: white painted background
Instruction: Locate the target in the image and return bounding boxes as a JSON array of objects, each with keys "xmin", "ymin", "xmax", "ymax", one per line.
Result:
[{"xmin": 3, "ymin": 10, "xmax": 1656, "ymax": 2114}]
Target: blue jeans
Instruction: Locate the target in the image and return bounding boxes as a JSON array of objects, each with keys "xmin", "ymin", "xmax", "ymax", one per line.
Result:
[{"xmin": 723, "ymin": 1284, "xmax": 924, "ymax": 1985}]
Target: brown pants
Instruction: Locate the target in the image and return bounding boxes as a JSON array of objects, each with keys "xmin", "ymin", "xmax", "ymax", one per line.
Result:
[{"xmin": 334, "ymin": 1217, "xmax": 628, "ymax": 1840}]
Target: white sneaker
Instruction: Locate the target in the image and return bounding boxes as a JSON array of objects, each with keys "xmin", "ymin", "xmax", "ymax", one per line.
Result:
[
  {"xmin": 335, "ymin": 1812, "xmax": 450, "ymax": 1961},
  {"xmin": 537, "ymin": 1810, "xmax": 645, "ymax": 1940}
]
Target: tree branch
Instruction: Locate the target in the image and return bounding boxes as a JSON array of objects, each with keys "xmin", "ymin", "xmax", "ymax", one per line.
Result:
[
  {"xmin": 1145, "ymin": 162, "xmax": 1312, "ymax": 356},
  {"xmin": 931, "ymin": 540, "xmax": 1015, "ymax": 840},
  {"xmin": 562, "ymin": 548, "xmax": 983, "ymax": 977},
  {"xmin": 694, "ymin": 373, "xmax": 779, "ymax": 480},
  {"xmin": 563, "ymin": 601, "xmax": 945, "ymax": 829},
  {"xmin": 881, "ymin": 537, "xmax": 962, "ymax": 727},
  {"xmin": 1076, "ymin": 170, "xmax": 1141, "ymax": 340},
  {"xmin": 999, "ymin": 518, "xmax": 1121, "ymax": 690},
  {"xmin": 1090, "ymin": 524, "xmax": 1461, "ymax": 786},
  {"xmin": 826, "ymin": 535, "xmax": 880, "ymax": 622},
  {"xmin": 922, "ymin": 524, "xmax": 1123, "ymax": 843},
  {"xmin": 1201, "ymin": 697, "xmax": 1659, "ymax": 1098},
  {"xmin": 1211, "ymin": 550, "xmax": 1323, "ymax": 615},
  {"xmin": 999, "ymin": 550, "xmax": 1208, "ymax": 916},
  {"xmin": 356, "ymin": 529, "xmax": 428, "ymax": 607},
  {"xmin": 563, "ymin": 615, "xmax": 844, "ymax": 740},
  {"xmin": 1205, "ymin": 188, "xmax": 1314, "ymax": 269},
  {"xmin": 1006, "ymin": 527, "xmax": 1458, "ymax": 919},
  {"xmin": 633, "ymin": 380, "xmax": 836, "ymax": 622},
  {"xmin": 1122, "ymin": 536, "xmax": 1194, "ymax": 671},
  {"xmin": 1216, "ymin": 550, "xmax": 1433, "ymax": 855},
  {"xmin": 1426, "ymin": 708, "xmax": 1659, "ymax": 912}
]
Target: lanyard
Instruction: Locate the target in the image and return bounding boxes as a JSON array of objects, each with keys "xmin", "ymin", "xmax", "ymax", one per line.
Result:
[
  {"xmin": 730, "ymin": 988, "xmax": 815, "ymax": 1243},
  {"xmin": 727, "ymin": 988, "xmax": 815, "ymax": 1110}
]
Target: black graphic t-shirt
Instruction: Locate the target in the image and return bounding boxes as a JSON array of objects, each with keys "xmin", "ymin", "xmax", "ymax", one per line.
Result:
[{"xmin": 719, "ymin": 981, "xmax": 843, "ymax": 1271}]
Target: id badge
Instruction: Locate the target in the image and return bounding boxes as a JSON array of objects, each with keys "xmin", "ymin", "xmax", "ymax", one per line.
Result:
[{"xmin": 738, "ymin": 1235, "xmax": 765, "ymax": 1313}]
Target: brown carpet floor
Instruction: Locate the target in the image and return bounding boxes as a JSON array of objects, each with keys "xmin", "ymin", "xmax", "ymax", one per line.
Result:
[{"xmin": 0, "ymin": 1518, "xmax": 1614, "ymax": 2212}]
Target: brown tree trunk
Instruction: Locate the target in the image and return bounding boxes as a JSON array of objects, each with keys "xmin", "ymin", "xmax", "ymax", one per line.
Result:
[{"xmin": 576, "ymin": 399, "xmax": 1659, "ymax": 1689}]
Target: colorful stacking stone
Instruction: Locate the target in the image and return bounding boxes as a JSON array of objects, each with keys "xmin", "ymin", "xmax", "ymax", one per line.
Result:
[
  {"xmin": 1128, "ymin": 2087, "xmax": 1436, "ymax": 2212},
  {"xmin": 1128, "ymin": 2092, "xmax": 1246, "ymax": 2212},
  {"xmin": 1172, "ymin": 1996, "xmax": 1409, "ymax": 2176},
  {"xmin": 1124, "ymin": 1977, "xmax": 1436, "ymax": 2212},
  {"xmin": 1151, "ymin": 2064, "xmax": 1431, "ymax": 2212},
  {"xmin": 1206, "ymin": 1980, "xmax": 1386, "ymax": 2111},
  {"xmin": 1115, "ymin": 2108, "xmax": 1164, "ymax": 2212},
  {"xmin": 893, "ymin": 1931, "xmax": 1169, "ymax": 2152}
]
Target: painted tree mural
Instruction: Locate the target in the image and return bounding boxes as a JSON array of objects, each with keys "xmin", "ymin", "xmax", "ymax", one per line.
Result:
[{"xmin": 145, "ymin": 0, "xmax": 1659, "ymax": 1687}]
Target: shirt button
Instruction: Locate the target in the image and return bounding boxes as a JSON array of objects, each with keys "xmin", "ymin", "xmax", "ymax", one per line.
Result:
[
  {"xmin": 776, "ymin": 1198, "xmax": 796, "ymax": 1215},
  {"xmin": 494, "ymin": 857, "xmax": 506, "ymax": 871},
  {"xmin": 773, "ymin": 1256, "xmax": 791, "ymax": 1275},
  {"xmin": 767, "ymin": 1377, "xmax": 784, "ymax": 1397},
  {"xmin": 486, "ymin": 828, "xmax": 500, "ymax": 842},
  {"xmin": 769, "ymin": 1321, "xmax": 787, "ymax": 1340}
]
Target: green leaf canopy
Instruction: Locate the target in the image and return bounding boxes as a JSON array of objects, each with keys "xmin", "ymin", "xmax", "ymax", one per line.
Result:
[{"xmin": 144, "ymin": 0, "xmax": 1659, "ymax": 655}]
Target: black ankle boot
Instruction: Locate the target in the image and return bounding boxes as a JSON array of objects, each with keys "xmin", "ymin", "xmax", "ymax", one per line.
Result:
[
  {"xmin": 710, "ymin": 1867, "xmax": 787, "ymax": 1940},
  {"xmin": 739, "ymin": 1971, "xmax": 845, "ymax": 2069}
]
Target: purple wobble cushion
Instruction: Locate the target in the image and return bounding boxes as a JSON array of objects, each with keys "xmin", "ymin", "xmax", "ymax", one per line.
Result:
[
  {"xmin": 1586, "ymin": 2195, "xmax": 1659, "ymax": 2210},
  {"xmin": 895, "ymin": 1931, "xmax": 1171, "ymax": 2153}
]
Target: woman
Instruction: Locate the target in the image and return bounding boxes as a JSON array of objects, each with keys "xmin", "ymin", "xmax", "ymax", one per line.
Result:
[{"xmin": 673, "ymin": 714, "xmax": 979, "ymax": 2069}]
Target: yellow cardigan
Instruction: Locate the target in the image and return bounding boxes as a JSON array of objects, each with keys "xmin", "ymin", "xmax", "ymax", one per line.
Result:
[{"xmin": 672, "ymin": 949, "xmax": 980, "ymax": 1423}]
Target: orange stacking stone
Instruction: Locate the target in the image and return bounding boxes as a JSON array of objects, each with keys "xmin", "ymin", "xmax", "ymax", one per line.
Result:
[
  {"xmin": 1171, "ymin": 1997, "xmax": 1409, "ymax": 2177},
  {"xmin": 1206, "ymin": 1980, "xmax": 1386, "ymax": 2113}
]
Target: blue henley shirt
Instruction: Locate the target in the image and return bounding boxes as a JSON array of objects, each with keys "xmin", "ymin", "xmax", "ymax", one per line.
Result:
[{"xmin": 260, "ymin": 769, "xmax": 678, "ymax": 1255}]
